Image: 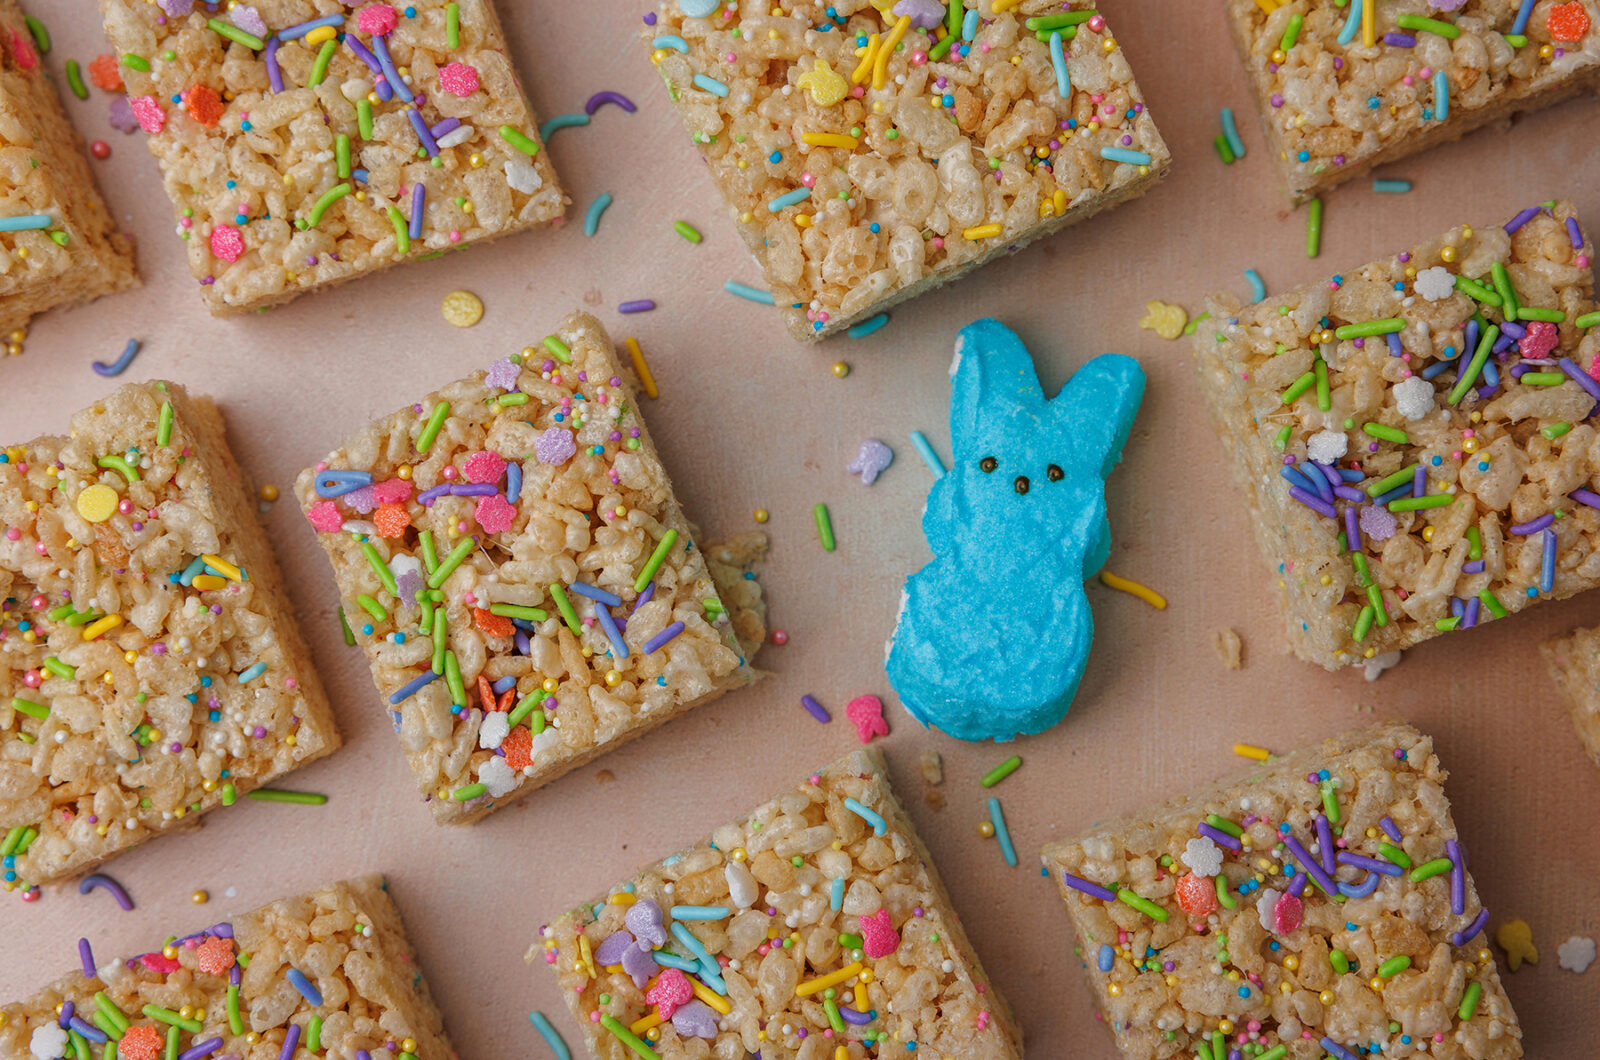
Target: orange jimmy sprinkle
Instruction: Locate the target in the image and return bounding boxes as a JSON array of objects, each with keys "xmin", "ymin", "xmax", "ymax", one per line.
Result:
[
  {"xmin": 194, "ymin": 934, "xmax": 236, "ymax": 975},
  {"xmin": 472, "ymin": 607, "xmax": 513, "ymax": 638},
  {"xmin": 502, "ymin": 724, "xmax": 534, "ymax": 770},
  {"xmin": 185, "ymin": 84, "xmax": 224, "ymax": 126},
  {"xmin": 118, "ymin": 1025, "xmax": 163, "ymax": 1060},
  {"xmin": 89, "ymin": 53, "xmax": 123, "ymax": 91},
  {"xmin": 372, "ymin": 502, "xmax": 410, "ymax": 538},
  {"xmin": 1548, "ymin": 1, "xmax": 1591, "ymax": 41}
]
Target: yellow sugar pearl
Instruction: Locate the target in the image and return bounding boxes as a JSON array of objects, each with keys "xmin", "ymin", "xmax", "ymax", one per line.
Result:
[
  {"xmin": 1282, "ymin": 955, "xmax": 1300, "ymax": 971},
  {"xmin": 260, "ymin": 484, "xmax": 279, "ymax": 502},
  {"xmin": 202, "ymin": 779, "xmax": 217, "ymax": 792},
  {"xmin": 978, "ymin": 821, "xmax": 995, "ymax": 838},
  {"xmin": 179, "ymin": 1007, "xmax": 195, "ymax": 1020},
  {"xmin": 0, "ymin": 1012, "xmax": 9, "ymax": 1028},
  {"xmin": 731, "ymin": 848, "xmax": 747, "ymax": 861},
  {"xmin": 173, "ymin": 807, "xmax": 187, "ymax": 819},
  {"xmin": 1102, "ymin": 37, "xmax": 1116, "ymax": 52},
  {"xmin": 462, "ymin": 201, "xmax": 475, "ymax": 214},
  {"xmin": 739, "ymin": 212, "xmax": 754, "ymax": 223},
  {"xmin": 8, "ymin": 329, "xmax": 24, "ymax": 343},
  {"xmin": 163, "ymin": 946, "xmax": 179, "ymax": 960},
  {"xmin": 397, "ymin": 465, "xmax": 413, "ymax": 480},
  {"xmin": 245, "ymin": 1034, "xmax": 260, "ymax": 1046},
  {"xmin": 1440, "ymin": 246, "xmax": 1457, "ymax": 263},
  {"xmin": 285, "ymin": 733, "xmax": 297, "ymax": 747},
  {"xmin": 1107, "ymin": 983, "xmax": 1122, "ymax": 997},
  {"xmin": 1540, "ymin": 43, "xmax": 1554, "ymax": 58},
  {"xmin": 1462, "ymin": 437, "xmax": 1479, "ymax": 454},
  {"xmin": 148, "ymin": 730, "xmax": 163, "ymax": 742},
  {"xmin": 1218, "ymin": 1020, "xmax": 1235, "ymax": 1035},
  {"xmin": 1369, "ymin": 976, "xmax": 1385, "ymax": 991},
  {"xmin": 1319, "ymin": 990, "xmax": 1335, "ymax": 1006},
  {"xmin": 1164, "ymin": 973, "xmax": 1178, "ymax": 986},
  {"xmin": 282, "ymin": 173, "xmax": 294, "ymax": 186},
  {"xmin": 15, "ymin": 247, "xmax": 28, "ymax": 259},
  {"xmin": 1319, "ymin": 573, "xmax": 1332, "ymax": 585},
  {"xmin": 1422, "ymin": 526, "xmax": 1435, "ymax": 542},
  {"xmin": 102, "ymin": 672, "xmax": 115, "ymax": 685},
  {"xmin": 832, "ymin": 361, "xmax": 850, "ymax": 378},
  {"xmin": 1461, "ymin": 226, "xmax": 1473, "ymax": 239},
  {"xmin": 542, "ymin": 677, "xmax": 559, "ymax": 693},
  {"xmin": 402, "ymin": 1040, "xmax": 417, "ymax": 1053},
  {"xmin": 604, "ymin": 669, "xmax": 622, "ymax": 688},
  {"xmin": 441, "ymin": 290, "xmax": 484, "ymax": 327},
  {"xmin": 76, "ymin": 483, "xmax": 119, "ymax": 523},
  {"xmin": 1271, "ymin": 49, "xmax": 1286, "ymax": 64},
  {"xmin": 1477, "ymin": 948, "xmax": 1493, "ymax": 962},
  {"xmin": 754, "ymin": 509, "xmax": 769, "ymax": 523},
  {"xmin": 737, "ymin": 159, "xmax": 749, "ymax": 169},
  {"xmin": 96, "ymin": 824, "xmax": 109, "ymax": 836}
]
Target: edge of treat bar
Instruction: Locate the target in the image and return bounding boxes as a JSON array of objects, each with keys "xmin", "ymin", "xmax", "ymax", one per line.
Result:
[{"xmin": 1540, "ymin": 625, "xmax": 1600, "ymax": 767}]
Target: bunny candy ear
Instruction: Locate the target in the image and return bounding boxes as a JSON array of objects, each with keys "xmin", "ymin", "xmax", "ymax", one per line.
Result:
[
  {"xmin": 1049, "ymin": 353, "xmax": 1146, "ymax": 477},
  {"xmin": 948, "ymin": 319, "xmax": 1048, "ymax": 460}
]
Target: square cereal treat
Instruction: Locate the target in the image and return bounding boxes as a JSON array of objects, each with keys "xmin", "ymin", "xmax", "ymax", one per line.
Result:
[
  {"xmin": 1042, "ymin": 722, "xmax": 1521, "ymax": 1060},
  {"xmin": 1222, "ymin": 0, "xmax": 1600, "ymax": 202},
  {"xmin": 1192, "ymin": 200, "xmax": 1600, "ymax": 671},
  {"xmin": 0, "ymin": 0, "xmax": 137, "ymax": 333},
  {"xmin": 1539, "ymin": 624, "xmax": 1600, "ymax": 767},
  {"xmin": 0, "ymin": 875, "xmax": 454, "ymax": 1060},
  {"xmin": 295, "ymin": 310, "xmax": 760, "ymax": 825},
  {"xmin": 97, "ymin": 0, "xmax": 566, "ymax": 312},
  {"xmin": 0, "ymin": 381, "xmax": 338, "ymax": 889},
  {"xmin": 641, "ymin": 0, "xmax": 1169, "ymax": 341},
  {"xmin": 532, "ymin": 747, "xmax": 1023, "ymax": 1060}
]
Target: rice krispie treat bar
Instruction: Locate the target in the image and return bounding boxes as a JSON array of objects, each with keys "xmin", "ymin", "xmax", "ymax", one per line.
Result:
[
  {"xmin": 0, "ymin": 0, "xmax": 137, "ymax": 333},
  {"xmin": 1192, "ymin": 201, "xmax": 1600, "ymax": 671},
  {"xmin": 98, "ymin": 0, "xmax": 566, "ymax": 313},
  {"xmin": 1224, "ymin": 0, "xmax": 1600, "ymax": 202},
  {"xmin": 295, "ymin": 311, "xmax": 759, "ymax": 825},
  {"xmin": 640, "ymin": 0, "xmax": 1169, "ymax": 341},
  {"xmin": 1, "ymin": 382, "xmax": 337, "ymax": 891},
  {"xmin": 1042, "ymin": 722, "xmax": 1521, "ymax": 1060},
  {"xmin": 533, "ymin": 747, "xmax": 1023, "ymax": 1060},
  {"xmin": 0, "ymin": 875, "xmax": 454, "ymax": 1060},
  {"xmin": 1539, "ymin": 624, "xmax": 1600, "ymax": 767}
]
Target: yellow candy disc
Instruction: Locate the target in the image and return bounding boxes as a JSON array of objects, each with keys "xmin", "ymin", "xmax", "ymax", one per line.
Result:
[
  {"xmin": 441, "ymin": 290, "xmax": 484, "ymax": 327},
  {"xmin": 76, "ymin": 483, "xmax": 118, "ymax": 523}
]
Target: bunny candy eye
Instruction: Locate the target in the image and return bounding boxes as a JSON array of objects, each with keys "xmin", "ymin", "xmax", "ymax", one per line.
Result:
[
  {"xmin": 1013, "ymin": 476, "xmax": 1030, "ymax": 495},
  {"xmin": 979, "ymin": 456, "xmax": 998, "ymax": 473},
  {"xmin": 1047, "ymin": 464, "xmax": 1064, "ymax": 482}
]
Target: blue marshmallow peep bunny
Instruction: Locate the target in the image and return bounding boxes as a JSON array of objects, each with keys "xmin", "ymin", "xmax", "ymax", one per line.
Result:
[{"xmin": 886, "ymin": 319, "xmax": 1145, "ymax": 742}]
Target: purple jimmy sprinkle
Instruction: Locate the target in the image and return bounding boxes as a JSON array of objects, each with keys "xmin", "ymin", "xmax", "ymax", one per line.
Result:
[
  {"xmin": 1542, "ymin": 528, "xmax": 1558, "ymax": 594},
  {"xmin": 1385, "ymin": 331, "xmax": 1403, "ymax": 356},
  {"xmin": 1336, "ymin": 851, "xmax": 1402, "ymax": 876},
  {"xmin": 1504, "ymin": 206, "xmax": 1542, "ymax": 234},
  {"xmin": 1451, "ymin": 907, "xmax": 1490, "ymax": 946},
  {"xmin": 58, "ymin": 1001, "xmax": 73, "ymax": 1028},
  {"xmin": 1315, "ymin": 813, "xmax": 1336, "ymax": 874},
  {"xmin": 1321, "ymin": 1037, "xmax": 1360, "ymax": 1060},
  {"xmin": 265, "ymin": 37, "xmax": 283, "ymax": 93},
  {"xmin": 372, "ymin": 35, "xmax": 413, "ymax": 103},
  {"xmin": 1061, "ymin": 872, "xmax": 1117, "ymax": 902},
  {"xmin": 1463, "ymin": 559, "xmax": 1485, "ymax": 574},
  {"xmin": 79, "ymin": 874, "xmax": 134, "ymax": 910},
  {"xmin": 800, "ymin": 694, "xmax": 831, "ymax": 723},
  {"xmin": 69, "ymin": 1017, "xmax": 106, "ymax": 1043},
  {"xmin": 632, "ymin": 581, "xmax": 656, "ymax": 613},
  {"xmin": 1283, "ymin": 834, "xmax": 1337, "ymax": 895},
  {"xmin": 571, "ymin": 581, "xmax": 623, "ymax": 607},
  {"xmin": 430, "ymin": 116, "xmax": 461, "ymax": 139},
  {"xmin": 449, "ymin": 483, "xmax": 497, "ymax": 497},
  {"xmin": 1412, "ymin": 465, "xmax": 1425, "ymax": 499},
  {"xmin": 1313, "ymin": 460, "xmax": 1342, "ymax": 488},
  {"xmin": 343, "ymin": 34, "xmax": 383, "ymax": 76},
  {"xmin": 1447, "ymin": 839, "xmax": 1466, "ymax": 915},
  {"xmin": 1334, "ymin": 485, "xmax": 1366, "ymax": 503},
  {"xmin": 1501, "ymin": 320, "xmax": 1527, "ymax": 340},
  {"xmin": 417, "ymin": 484, "xmax": 451, "ymax": 506},
  {"xmin": 643, "ymin": 620, "xmax": 685, "ymax": 654},
  {"xmin": 1567, "ymin": 216, "xmax": 1584, "ymax": 250},
  {"xmin": 1572, "ymin": 488, "xmax": 1600, "ymax": 510},
  {"xmin": 78, "ymin": 937, "xmax": 96, "ymax": 978},
  {"xmin": 1344, "ymin": 505, "xmax": 1360, "ymax": 551},
  {"xmin": 1289, "ymin": 486, "xmax": 1336, "ymax": 518},
  {"xmin": 585, "ymin": 90, "xmax": 638, "ymax": 114},
  {"xmin": 1450, "ymin": 597, "xmax": 1465, "ymax": 619},
  {"xmin": 837, "ymin": 1005, "xmax": 874, "ymax": 1026},
  {"xmin": 277, "ymin": 1025, "xmax": 300, "ymax": 1060},
  {"xmin": 1558, "ymin": 357, "xmax": 1600, "ymax": 405},
  {"xmin": 407, "ymin": 109, "xmax": 438, "ymax": 156},
  {"xmin": 410, "ymin": 183, "xmax": 426, "ymax": 240},
  {"xmin": 1287, "ymin": 870, "xmax": 1309, "ymax": 897},
  {"xmin": 1197, "ymin": 822, "xmax": 1243, "ymax": 851},
  {"xmin": 1380, "ymin": 815, "xmax": 1402, "ymax": 841},
  {"xmin": 1304, "ymin": 463, "xmax": 1334, "ymax": 503},
  {"xmin": 179, "ymin": 1039, "xmax": 223, "ymax": 1060},
  {"xmin": 618, "ymin": 299, "xmax": 656, "ymax": 314},
  {"xmin": 1338, "ymin": 872, "xmax": 1382, "ymax": 898},
  {"xmin": 1510, "ymin": 512, "xmax": 1548, "ymax": 534},
  {"xmin": 514, "ymin": 629, "xmax": 531, "ymax": 656},
  {"xmin": 1462, "ymin": 597, "xmax": 1480, "ymax": 630}
]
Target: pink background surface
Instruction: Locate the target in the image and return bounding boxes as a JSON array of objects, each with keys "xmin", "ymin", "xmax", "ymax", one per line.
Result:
[{"xmin": 5, "ymin": 1, "xmax": 1600, "ymax": 1055}]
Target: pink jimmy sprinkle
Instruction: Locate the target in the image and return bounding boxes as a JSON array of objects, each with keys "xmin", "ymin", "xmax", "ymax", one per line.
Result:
[
  {"xmin": 129, "ymin": 95, "xmax": 167, "ymax": 134},
  {"xmin": 209, "ymin": 224, "xmax": 245, "ymax": 263},
  {"xmin": 437, "ymin": 61, "xmax": 480, "ymax": 97}
]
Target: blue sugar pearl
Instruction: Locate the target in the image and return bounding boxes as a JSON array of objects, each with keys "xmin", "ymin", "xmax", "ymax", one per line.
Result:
[
  {"xmin": 361, "ymin": 624, "xmax": 374, "ymax": 635},
  {"xmin": 235, "ymin": 214, "xmax": 248, "ymax": 224},
  {"xmin": 1421, "ymin": 108, "xmax": 1433, "ymax": 121},
  {"xmin": 405, "ymin": 5, "xmax": 416, "ymax": 14},
  {"xmin": 768, "ymin": 150, "xmax": 782, "ymax": 163},
  {"xmin": 553, "ymin": 412, "xmax": 564, "ymax": 422},
  {"xmin": 1297, "ymin": 150, "xmax": 1310, "ymax": 161},
  {"xmin": 942, "ymin": 94, "xmax": 954, "ymax": 107},
  {"xmin": 1237, "ymin": 986, "xmax": 1250, "ymax": 998},
  {"xmin": 201, "ymin": 676, "xmax": 212, "ymax": 686},
  {"xmin": 1431, "ymin": 456, "xmax": 1442, "ymax": 466},
  {"xmin": 240, "ymin": 121, "xmax": 252, "ymax": 131},
  {"xmin": 1066, "ymin": 118, "xmax": 1077, "ymax": 129},
  {"xmin": 856, "ymin": 34, "xmax": 867, "ymax": 45},
  {"xmin": 1478, "ymin": 462, "xmax": 1489, "ymax": 471},
  {"xmin": 869, "ymin": 222, "xmax": 880, "ymax": 233},
  {"xmin": 1279, "ymin": 823, "xmax": 1291, "ymax": 833},
  {"xmin": 226, "ymin": 180, "xmax": 236, "ymax": 189},
  {"xmin": 209, "ymin": 711, "xmax": 220, "ymax": 722},
  {"xmin": 1369, "ymin": 96, "xmax": 1381, "ymax": 108},
  {"xmin": 1528, "ymin": 587, "xmax": 1539, "ymax": 597},
  {"xmin": 656, "ymin": 676, "xmax": 667, "ymax": 686},
  {"xmin": 394, "ymin": 632, "xmax": 406, "ymax": 644}
]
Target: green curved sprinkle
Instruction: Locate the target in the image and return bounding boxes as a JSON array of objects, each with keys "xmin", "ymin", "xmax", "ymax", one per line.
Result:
[
  {"xmin": 121, "ymin": 53, "xmax": 150, "ymax": 72},
  {"xmin": 157, "ymin": 400, "xmax": 174, "ymax": 446},
  {"xmin": 357, "ymin": 98, "xmax": 374, "ymax": 140},
  {"xmin": 499, "ymin": 125, "xmax": 541, "ymax": 156},
  {"xmin": 361, "ymin": 541, "xmax": 398, "ymax": 595},
  {"xmin": 1458, "ymin": 979, "xmax": 1482, "ymax": 1020},
  {"xmin": 1378, "ymin": 954, "xmax": 1412, "ymax": 977},
  {"xmin": 24, "ymin": 15, "xmax": 49, "ymax": 53},
  {"xmin": 1410, "ymin": 856, "xmax": 1453, "ymax": 881},
  {"xmin": 447, "ymin": 3, "xmax": 461, "ymax": 47},
  {"xmin": 304, "ymin": 182, "xmax": 351, "ymax": 227},
  {"xmin": 417, "ymin": 400, "xmax": 450, "ymax": 452},
  {"xmin": 96, "ymin": 454, "xmax": 139, "ymax": 483},
  {"xmin": 386, "ymin": 206, "xmax": 410, "ymax": 254},
  {"xmin": 453, "ymin": 782, "xmax": 486, "ymax": 801},
  {"xmin": 207, "ymin": 18, "xmax": 264, "ymax": 50},
  {"xmin": 1116, "ymin": 887, "xmax": 1169, "ymax": 922},
  {"xmin": 550, "ymin": 582, "xmax": 581, "ymax": 633},
  {"xmin": 308, "ymin": 37, "xmax": 337, "ymax": 86},
  {"xmin": 65, "ymin": 59, "xmax": 87, "ymax": 99}
]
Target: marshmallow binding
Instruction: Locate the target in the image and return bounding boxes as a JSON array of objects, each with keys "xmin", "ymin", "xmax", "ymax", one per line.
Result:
[{"xmin": 887, "ymin": 318, "xmax": 1145, "ymax": 741}]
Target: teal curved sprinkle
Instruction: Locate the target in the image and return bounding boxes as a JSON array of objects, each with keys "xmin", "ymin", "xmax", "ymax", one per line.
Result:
[
  {"xmin": 724, "ymin": 280, "xmax": 774, "ymax": 305},
  {"xmin": 767, "ymin": 187, "xmax": 811, "ymax": 212},
  {"xmin": 652, "ymin": 34, "xmax": 689, "ymax": 52},
  {"xmin": 538, "ymin": 112, "xmax": 590, "ymax": 141},
  {"xmin": 583, "ymin": 193, "xmax": 613, "ymax": 237},
  {"xmin": 692, "ymin": 73, "xmax": 729, "ymax": 97},
  {"xmin": 528, "ymin": 1012, "xmax": 571, "ymax": 1060},
  {"xmin": 1100, "ymin": 146, "xmax": 1153, "ymax": 166}
]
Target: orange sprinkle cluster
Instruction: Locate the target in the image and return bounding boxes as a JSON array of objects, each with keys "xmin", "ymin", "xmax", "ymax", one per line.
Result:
[
  {"xmin": 373, "ymin": 502, "xmax": 411, "ymax": 538},
  {"xmin": 89, "ymin": 53, "xmax": 123, "ymax": 91},
  {"xmin": 194, "ymin": 934, "xmax": 237, "ymax": 975},
  {"xmin": 118, "ymin": 1025, "xmax": 162, "ymax": 1060}
]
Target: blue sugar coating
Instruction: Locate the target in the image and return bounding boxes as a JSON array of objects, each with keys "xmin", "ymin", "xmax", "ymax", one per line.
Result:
[{"xmin": 886, "ymin": 318, "xmax": 1145, "ymax": 742}]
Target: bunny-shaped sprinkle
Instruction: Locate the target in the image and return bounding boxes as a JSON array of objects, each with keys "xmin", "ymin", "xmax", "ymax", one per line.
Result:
[{"xmin": 886, "ymin": 319, "xmax": 1144, "ymax": 741}]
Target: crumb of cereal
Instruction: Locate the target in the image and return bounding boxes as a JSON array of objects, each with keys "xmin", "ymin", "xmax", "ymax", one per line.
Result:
[
  {"xmin": 594, "ymin": 769, "xmax": 614, "ymax": 784},
  {"xmin": 1213, "ymin": 627, "xmax": 1244, "ymax": 670},
  {"xmin": 1539, "ymin": 625, "xmax": 1600, "ymax": 768},
  {"xmin": 920, "ymin": 749, "xmax": 944, "ymax": 786}
]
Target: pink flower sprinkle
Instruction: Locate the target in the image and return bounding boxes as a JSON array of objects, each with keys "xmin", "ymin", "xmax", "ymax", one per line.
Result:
[
  {"xmin": 209, "ymin": 224, "xmax": 245, "ymax": 263},
  {"xmin": 475, "ymin": 494, "xmax": 516, "ymax": 534},
  {"xmin": 371, "ymin": 477, "xmax": 413, "ymax": 505},
  {"xmin": 462, "ymin": 450, "xmax": 507, "ymax": 484},
  {"xmin": 357, "ymin": 3, "xmax": 398, "ymax": 35},
  {"xmin": 129, "ymin": 95, "xmax": 167, "ymax": 134},
  {"xmin": 437, "ymin": 61, "xmax": 480, "ymax": 97},
  {"xmin": 1521, "ymin": 320, "xmax": 1560, "ymax": 360},
  {"xmin": 305, "ymin": 501, "xmax": 343, "ymax": 533}
]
